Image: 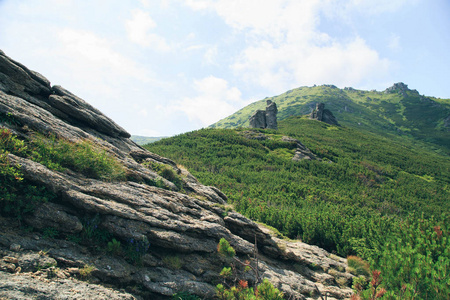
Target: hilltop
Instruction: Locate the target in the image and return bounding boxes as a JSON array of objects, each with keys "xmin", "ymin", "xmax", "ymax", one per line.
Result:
[{"xmin": 211, "ymin": 83, "xmax": 450, "ymax": 152}]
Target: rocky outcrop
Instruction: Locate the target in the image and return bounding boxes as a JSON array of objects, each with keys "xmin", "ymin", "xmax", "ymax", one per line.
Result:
[
  {"xmin": 0, "ymin": 50, "xmax": 353, "ymax": 299},
  {"xmin": 265, "ymin": 100, "xmax": 278, "ymax": 129},
  {"xmin": 310, "ymin": 103, "xmax": 339, "ymax": 126},
  {"xmin": 249, "ymin": 110, "xmax": 267, "ymax": 129},
  {"xmin": 384, "ymin": 82, "xmax": 409, "ymax": 96},
  {"xmin": 281, "ymin": 136, "xmax": 320, "ymax": 161},
  {"xmin": 249, "ymin": 100, "xmax": 278, "ymax": 130}
]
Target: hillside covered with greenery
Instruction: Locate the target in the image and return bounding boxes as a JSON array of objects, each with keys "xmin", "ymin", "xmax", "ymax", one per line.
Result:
[
  {"xmin": 130, "ymin": 135, "xmax": 166, "ymax": 145},
  {"xmin": 145, "ymin": 117, "xmax": 449, "ymax": 298},
  {"xmin": 211, "ymin": 83, "xmax": 450, "ymax": 152}
]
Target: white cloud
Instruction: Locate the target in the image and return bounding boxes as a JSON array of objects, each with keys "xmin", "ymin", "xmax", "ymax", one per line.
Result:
[
  {"xmin": 170, "ymin": 76, "xmax": 243, "ymax": 126},
  {"xmin": 125, "ymin": 9, "xmax": 171, "ymax": 52},
  {"xmin": 204, "ymin": 46, "xmax": 218, "ymax": 65},
  {"xmin": 58, "ymin": 28, "xmax": 148, "ymax": 79},
  {"xmin": 346, "ymin": 0, "xmax": 415, "ymax": 14},
  {"xmin": 183, "ymin": 0, "xmax": 394, "ymax": 92},
  {"xmin": 139, "ymin": 0, "xmax": 151, "ymax": 8}
]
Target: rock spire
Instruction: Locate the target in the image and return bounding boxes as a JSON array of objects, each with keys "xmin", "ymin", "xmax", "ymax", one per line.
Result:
[
  {"xmin": 310, "ymin": 103, "xmax": 339, "ymax": 126},
  {"xmin": 249, "ymin": 100, "xmax": 278, "ymax": 129}
]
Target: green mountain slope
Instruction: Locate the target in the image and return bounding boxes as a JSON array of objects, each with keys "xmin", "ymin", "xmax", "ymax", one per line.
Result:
[
  {"xmin": 145, "ymin": 117, "xmax": 449, "ymax": 297},
  {"xmin": 130, "ymin": 135, "xmax": 167, "ymax": 145},
  {"xmin": 146, "ymin": 118, "xmax": 449, "ymax": 251},
  {"xmin": 211, "ymin": 83, "xmax": 450, "ymax": 151}
]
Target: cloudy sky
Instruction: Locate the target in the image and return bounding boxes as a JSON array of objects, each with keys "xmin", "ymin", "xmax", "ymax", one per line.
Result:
[{"xmin": 1, "ymin": 0, "xmax": 449, "ymax": 136}]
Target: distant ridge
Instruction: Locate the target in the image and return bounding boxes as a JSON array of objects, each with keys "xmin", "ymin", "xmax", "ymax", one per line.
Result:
[
  {"xmin": 130, "ymin": 135, "xmax": 167, "ymax": 145},
  {"xmin": 210, "ymin": 83, "xmax": 450, "ymax": 150}
]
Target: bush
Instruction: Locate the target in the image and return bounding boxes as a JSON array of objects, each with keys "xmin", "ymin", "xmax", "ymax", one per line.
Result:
[
  {"xmin": 163, "ymin": 255, "xmax": 183, "ymax": 270},
  {"xmin": 0, "ymin": 129, "xmax": 55, "ymax": 221},
  {"xmin": 215, "ymin": 238, "xmax": 284, "ymax": 300},
  {"xmin": 30, "ymin": 134, "xmax": 126, "ymax": 181},
  {"xmin": 106, "ymin": 238, "xmax": 122, "ymax": 255},
  {"xmin": 347, "ymin": 256, "xmax": 370, "ymax": 277},
  {"xmin": 144, "ymin": 161, "xmax": 183, "ymax": 189},
  {"xmin": 79, "ymin": 264, "xmax": 95, "ymax": 278},
  {"xmin": 217, "ymin": 238, "xmax": 236, "ymax": 258},
  {"xmin": 369, "ymin": 217, "xmax": 449, "ymax": 299}
]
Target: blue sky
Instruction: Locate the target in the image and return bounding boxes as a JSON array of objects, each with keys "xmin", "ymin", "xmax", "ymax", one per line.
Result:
[{"xmin": 0, "ymin": 0, "xmax": 449, "ymax": 136}]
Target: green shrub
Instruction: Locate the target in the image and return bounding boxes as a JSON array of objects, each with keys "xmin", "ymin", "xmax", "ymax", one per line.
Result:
[
  {"xmin": 369, "ymin": 217, "xmax": 449, "ymax": 299},
  {"xmin": 79, "ymin": 264, "xmax": 95, "ymax": 278},
  {"xmin": 347, "ymin": 256, "xmax": 370, "ymax": 277},
  {"xmin": 0, "ymin": 129, "xmax": 55, "ymax": 221},
  {"xmin": 42, "ymin": 227, "xmax": 59, "ymax": 239},
  {"xmin": 29, "ymin": 134, "xmax": 126, "ymax": 181},
  {"xmin": 216, "ymin": 279, "xmax": 284, "ymax": 300},
  {"xmin": 123, "ymin": 236, "xmax": 150, "ymax": 265},
  {"xmin": 106, "ymin": 238, "xmax": 122, "ymax": 255},
  {"xmin": 217, "ymin": 238, "xmax": 236, "ymax": 258},
  {"xmin": 256, "ymin": 279, "xmax": 284, "ymax": 300},
  {"xmin": 144, "ymin": 161, "xmax": 183, "ymax": 189},
  {"xmin": 163, "ymin": 255, "xmax": 183, "ymax": 270},
  {"xmin": 215, "ymin": 238, "xmax": 284, "ymax": 300}
]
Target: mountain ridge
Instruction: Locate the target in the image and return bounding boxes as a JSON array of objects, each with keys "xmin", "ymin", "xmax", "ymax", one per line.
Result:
[{"xmin": 210, "ymin": 83, "xmax": 450, "ymax": 151}]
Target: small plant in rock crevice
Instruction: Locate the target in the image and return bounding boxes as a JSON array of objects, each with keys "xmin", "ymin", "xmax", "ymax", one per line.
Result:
[
  {"xmin": 163, "ymin": 255, "xmax": 183, "ymax": 270},
  {"xmin": 106, "ymin": 238, "xmax": 122, "ymax": 255},
  {"xmin": 79, "ymin": 264, "xmax": 95, "ymax": 279},
  {"xmin": 143, "ymin": 161, "xmax": 184, "ymax": 190},
  {"xmin": 42, "ymin": 227, "xmax": 59, "ymax": 239},
  {"xmin": 124, "ymin": 236, "xmax": 150, "ymax": 265},
  {"xmin": 216, "ymin": 237, "xmax": 284, "ymax": 300}
]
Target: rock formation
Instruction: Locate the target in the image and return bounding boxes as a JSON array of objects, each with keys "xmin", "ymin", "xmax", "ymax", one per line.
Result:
[
  {"xmin": 265, "ymin": 100, "xmax": 278, "ymax": 129},
  {"xmin": 310, "ymin": 103, "xmax": 339, "ymax": 126},
  {"xmin": 249, "ymin": 100, "xmax": 278, "ymax": 130},
  {"xmin": 0, "ymin": 50, "xmax": 353, "ymax": 299},
  {"xmin": 281, "ymin": 136, "xmax": 320, "ymax": 161},
  {"xmin": 249, "ymin": 110, "xmax": 266, "ymax": 129}
]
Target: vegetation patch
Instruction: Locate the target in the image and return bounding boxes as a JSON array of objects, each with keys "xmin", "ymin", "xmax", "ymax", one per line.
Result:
[
  {"xmin": 145, "ymin": 118, "xmax": 450, "ymax": 298},
  {"xmin": 216, "ymin": 238, "xmax": 284, "ymax": 300},
  {"xmin": 0, "ymin": 128, "xmax": 56, "ymax": 222},
  {"xmin": 29, "ymin": 133, "xmax": 126, "ymax": 181},
  {"xmin": 143, "ymin": 161, "xmax": 183, "ymax": 190},
  {"xmin": 347, "ymin": 256, "xmax": 370, "ymax": 277},
  {"xmin": 162, "ymin": 255, "xmax": 183, "ymax": 270}
]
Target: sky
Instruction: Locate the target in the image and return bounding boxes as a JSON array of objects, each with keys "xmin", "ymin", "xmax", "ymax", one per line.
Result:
[{"xmin": 0, "ymin": 0, "xmax": 449, "ymax": 136}]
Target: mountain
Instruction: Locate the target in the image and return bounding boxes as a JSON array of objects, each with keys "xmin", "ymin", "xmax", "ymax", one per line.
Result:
[
  {"xmin": 0, "ymin": 50, "xmax": 355, "ymax": 299},
  {"xmin": 211, "ymin": 83, "xmax": 450, "ymax": 151},
  {"xmin": 131, "ymin": 135, "xmax": 167, "ymax": 145},
  {"xmin": 146, "ymin": 115, "xmax": 449, "ymax": 298}
]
